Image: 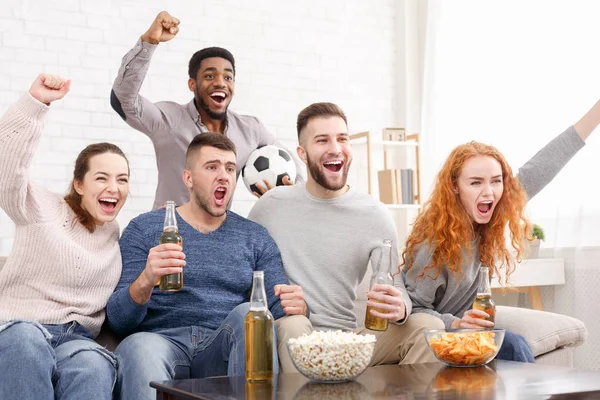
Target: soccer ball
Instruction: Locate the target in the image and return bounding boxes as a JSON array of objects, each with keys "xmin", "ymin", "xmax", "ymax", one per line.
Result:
[{"xmin": 241, "ymin": 145, "xmax": 297, "ymax": 194}]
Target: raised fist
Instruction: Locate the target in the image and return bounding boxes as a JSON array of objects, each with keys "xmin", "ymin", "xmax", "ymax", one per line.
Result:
[
  {"xmin": 29, "ymin": 74, "xmax": 71, "ymax": 105},
  {"xmin": 141, "ymin": 11, "xmax": 180, "ymax": 44}
]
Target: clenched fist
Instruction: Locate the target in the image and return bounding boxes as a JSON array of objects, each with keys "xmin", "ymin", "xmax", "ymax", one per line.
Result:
[
  {"xmin": 29, "ymin": 74, "xmax": 71, "ymax": 105},
  {"xmin": 141, "ymin": 11, "xmax": 180, "ymax": 44},
  {"xmin": 274, "ymin": 284, "xmax": 308, "ymax": 316}
]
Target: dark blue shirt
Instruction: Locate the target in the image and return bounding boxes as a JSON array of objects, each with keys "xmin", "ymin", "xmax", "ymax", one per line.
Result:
[{"xmin": 107, "ymin": 209, "xmax": 288, "ymax": 336}]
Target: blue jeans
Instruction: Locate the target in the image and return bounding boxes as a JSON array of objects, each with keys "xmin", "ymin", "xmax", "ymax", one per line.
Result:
[
  {"xmin": 0, "ymin": 320, "xmax": 117, "ymax": 400},
  {"xmin": 496, "ymin": 329, "xmax": 535, "ymax": 362},
  {"xmin": 115, "ymin": 302, "xmax": 279, "ymax": 400}
]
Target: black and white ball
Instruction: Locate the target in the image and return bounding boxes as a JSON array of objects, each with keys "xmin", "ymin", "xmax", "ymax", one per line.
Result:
[{"xmin": 241, "ymin": 145, "xmax": 297, "ymax": 194}]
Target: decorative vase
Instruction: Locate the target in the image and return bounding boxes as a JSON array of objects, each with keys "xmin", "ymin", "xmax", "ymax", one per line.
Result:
[{"xmin": 528, "ymin": 239, "xmax": 541, "ymax": 259}]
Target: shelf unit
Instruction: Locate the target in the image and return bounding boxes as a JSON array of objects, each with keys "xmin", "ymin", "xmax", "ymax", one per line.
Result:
[
  {"xmin": 349, "ymin": 130, "xmax": 422, "ymax": 205},
  {"xmin": 349, "ymin": 130, "xmax": 423, "ymax": 247}
]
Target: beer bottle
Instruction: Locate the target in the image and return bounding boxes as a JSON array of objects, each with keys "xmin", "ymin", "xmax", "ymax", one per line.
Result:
[
  {"xmin": 472, "ymin": 265, "xmax": 496, "ymax": 324},
  {"xmin": 244, "ymin": 380, "xmax": 274, "ymax": 400},
  {"xmin": 365, "ymin": 239, "xmax": 394, "ymax": 331},
  {"xmin": 159, "ymin": 201, "xmax": 184, "ymax": 292},
  {"xmin": 244, "ymin": 270, "xmax": 274, "ymax": 381}
]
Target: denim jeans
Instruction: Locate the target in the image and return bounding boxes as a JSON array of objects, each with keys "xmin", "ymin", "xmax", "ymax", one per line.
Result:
[
  {"xmin": 115, "ymin": 302, "xmax": 279, "ymax": 400},
  {"xmin": 496, "ymin": 329, "xmax": 535, "ymax": 362},
  {"xmin": 0, "ymin": 320, "xmax": 117, "ymax": 400}
]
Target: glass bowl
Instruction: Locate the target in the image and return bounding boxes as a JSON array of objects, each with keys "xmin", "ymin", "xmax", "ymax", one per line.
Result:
[
  {"xmin": 424, "ymin": 328, "xmax": 505, "ymax": 367},
  {"xmin": 286, "ymin": 338, "xmax": 376, "ymax": 383}
]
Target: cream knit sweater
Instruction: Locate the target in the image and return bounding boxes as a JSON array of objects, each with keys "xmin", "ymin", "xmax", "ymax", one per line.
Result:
[{"xmin": 0, "ymin": 93, "xmax": 122, "ymax": 337}]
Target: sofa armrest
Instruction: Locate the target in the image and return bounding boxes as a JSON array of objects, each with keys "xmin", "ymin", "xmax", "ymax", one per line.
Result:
[{"xmin": 495, "ymin": 305, "xmax": 587, "ymax": 358}]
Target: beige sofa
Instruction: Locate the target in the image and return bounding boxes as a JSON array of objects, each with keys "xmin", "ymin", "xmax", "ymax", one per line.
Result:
[{"xmin": 0, "ymin": 256, "xmax": 587, "ymax": 366}]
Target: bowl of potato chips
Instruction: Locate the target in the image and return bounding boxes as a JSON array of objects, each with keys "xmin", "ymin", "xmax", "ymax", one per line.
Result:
[
  {"xmin": 424, "ymin": 329, "xmax": 504, "ymax": 367},
  {"xmin": 429, "ymin": 365, "xmax": 501, "ymax": 397}
]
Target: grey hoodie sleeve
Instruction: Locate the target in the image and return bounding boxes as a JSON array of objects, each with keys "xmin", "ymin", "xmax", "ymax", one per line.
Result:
[
  {"xmin": 517, "ymin": 125, "xmax": 585, "ymax": 199},
  {"xmin": 401, "ymin": 246, "xmax": 459, "ymax": 329}
]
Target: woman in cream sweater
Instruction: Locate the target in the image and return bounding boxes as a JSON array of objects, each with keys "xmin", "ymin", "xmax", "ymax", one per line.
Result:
[{"xmin": 0, "ymin": 74, "xmax": 130, "ymax": 400}]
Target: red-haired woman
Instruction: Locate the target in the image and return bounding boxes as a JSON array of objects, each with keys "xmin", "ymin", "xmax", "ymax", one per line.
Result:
[
  {"xmin": 0, "ymin": 75, "xmax": 130, "ymax": 399},
  {"xmin": 402, "ymin": 99, "xmax": 599, "ymax": 362}
]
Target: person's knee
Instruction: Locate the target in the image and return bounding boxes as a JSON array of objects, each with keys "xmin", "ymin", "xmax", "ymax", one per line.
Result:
[
  {"xmin": 504, "ymin": 331, "xmax": 528, "ymax": 349},
  {"xmin": 503, "ymin": 331, "xmax": 534, "ymax": 362},
  {"xmin": 224, "ymin": 303, "xmax": 251, "ymax": 335},
  {"xmin": 404, "ymin": 313, "xmax": 445, "ymax": 333},
  {"xmin": 67, "ymin": 346, "xmax": 117, "ymax": 379},
  {"xmin": 276, "ymin": 315, "xmax": 312, "ymax": 342},
  {"xmin": 116, "ymin": 332, "xmax": 165, "ymax": 364},
  {"xmin": 230, "ymin": 302, "xmax": 251, "ymax": 319},
  {"xmin": 0, "ymin": 321, "xmax": 52, "ymax": 360}
]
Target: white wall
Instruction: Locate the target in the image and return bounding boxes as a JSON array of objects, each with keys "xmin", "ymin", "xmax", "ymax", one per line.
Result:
[{"xmin": 0, "ymin": 0, "xmax": 404, "ymax": 255}]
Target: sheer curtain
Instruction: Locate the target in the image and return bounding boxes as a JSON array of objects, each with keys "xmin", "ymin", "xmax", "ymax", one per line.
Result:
[{"xmin": 420, "ymin": 1, "xmax": 600, "ymax": 369}]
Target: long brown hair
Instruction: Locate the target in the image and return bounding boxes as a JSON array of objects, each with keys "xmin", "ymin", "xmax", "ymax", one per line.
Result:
[
  {"xmin": 64, "ymin": 142, "xmax": 129, "ymax": 233},
  {"xmin": 401, "ymin": 141, "xmax": 532, "ymax": 285}
]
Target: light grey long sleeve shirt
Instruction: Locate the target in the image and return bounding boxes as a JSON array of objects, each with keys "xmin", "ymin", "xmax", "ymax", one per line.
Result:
[
  {"xmin": 249, "ymin": 185, "xmax": 410, "ymax": 331},
  {"xmin": 402, "ymin": 126, "xmax": 585, "ymax": 329},
  {"xmin": 111, "ymin": 39, "xmax": 305, "ymax": 209}
]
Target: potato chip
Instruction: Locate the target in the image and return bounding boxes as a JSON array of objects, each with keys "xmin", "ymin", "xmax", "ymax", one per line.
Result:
[{"xmin": 428, "ymin": 331, "xmax": 499, "ymax": 366}]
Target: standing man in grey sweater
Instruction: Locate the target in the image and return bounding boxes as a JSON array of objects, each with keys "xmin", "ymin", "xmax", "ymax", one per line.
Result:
[
  {"xmin": 248, "ymin": 102, "xmax": 444, "ymax": 372},
  {"xmin": 110, "ymin": 11, "xmax": 305, "ymax": 209}
]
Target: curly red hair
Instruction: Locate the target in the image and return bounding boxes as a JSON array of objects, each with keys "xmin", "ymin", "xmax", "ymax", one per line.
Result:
[{"xmin": 401, "ymin": 141, "xmax": 532, "ymax": 285}]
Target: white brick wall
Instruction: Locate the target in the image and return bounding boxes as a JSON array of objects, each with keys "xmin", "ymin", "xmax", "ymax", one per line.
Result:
[{"xmin": 0, "ymin": 0, "xmax": 404, "ymax": 255}]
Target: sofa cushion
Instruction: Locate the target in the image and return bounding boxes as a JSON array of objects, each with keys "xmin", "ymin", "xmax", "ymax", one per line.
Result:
[{"xmin": 495, "ymin": 305, "xmax": 587, "ymax": 357}]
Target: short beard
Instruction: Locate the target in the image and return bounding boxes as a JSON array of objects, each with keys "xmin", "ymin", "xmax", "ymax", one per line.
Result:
[
  {"xmin": 306, "ymin": 153, "xmax": 350, "ymax": 191},
  {"xmin": 195, "ymin": 90, "xmax": 227, "ymax": 121},
  {"xmin": 193, "ymin": 188, "xmax": 225, "ymax": 218}
]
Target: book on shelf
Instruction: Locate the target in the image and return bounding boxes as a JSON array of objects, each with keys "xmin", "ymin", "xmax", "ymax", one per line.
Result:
[
  {"xmin": 378, "ymin": 168, "xmax": 415, "ymax": 205},
  {"xmin": 400, "ymin": 169, "xmax": 414, "ymax": 204},
  {"xmin": 377, "ymin": 169, "xmax": 402, "ymax": 204}
]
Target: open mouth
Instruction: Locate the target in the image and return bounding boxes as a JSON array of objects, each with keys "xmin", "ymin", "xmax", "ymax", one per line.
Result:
[
  {"xmin": 210, "ymin": 91, "xmax": 227, "ymax": 105},
  {"xmin": 99, "ymin": 197, "xmax": 118, "ymax": 214},
  {"xmin": 214, "ymin": 186, "xmax": 227, "ymax": 206},
  {"xmin": 476, "ymin": 201, "xmax": 493, "ymax": 216},
  {"xmin": 323, "ymin": 160, "xmax": 343, "ymax": 173}
]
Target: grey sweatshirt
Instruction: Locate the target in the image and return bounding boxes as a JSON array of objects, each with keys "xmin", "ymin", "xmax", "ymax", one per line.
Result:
[
  {"xmin": 402, "ymin": 126, "xmax": 585, "ymax": 329},
  {"xmin": 249, "ymin": 186, "xmax": 408, "ymax": 331}
]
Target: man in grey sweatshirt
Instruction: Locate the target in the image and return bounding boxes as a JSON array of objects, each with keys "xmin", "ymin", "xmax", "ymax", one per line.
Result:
[
  {"xmin": 110, "ymin": 11, "xmax": 305, "ymax": 209},
  {"xmin": 249, "ymin": 102, "xmax": 445, "ymax": 372}
]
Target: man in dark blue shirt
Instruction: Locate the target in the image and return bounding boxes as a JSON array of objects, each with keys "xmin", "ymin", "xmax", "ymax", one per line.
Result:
[{"xmin": 107, "ymin": 133, "xmax": 307, "ymax": 400}]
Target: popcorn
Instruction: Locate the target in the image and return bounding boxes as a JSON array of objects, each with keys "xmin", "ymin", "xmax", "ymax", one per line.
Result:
[{"xmin": 287, "ymin": 330, "xmax": 376, "ymax": 381}]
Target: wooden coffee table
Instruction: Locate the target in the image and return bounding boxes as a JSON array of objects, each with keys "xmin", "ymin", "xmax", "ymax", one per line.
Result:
[{"xmin": 150, "ymin": 360, "xmax": 600, "ymax": 399}]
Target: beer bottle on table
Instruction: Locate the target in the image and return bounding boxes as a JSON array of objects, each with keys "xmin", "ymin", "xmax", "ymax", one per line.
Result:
[
  {"xmin": 159, "ymin": 201, "xmax": 184, "ymax": 292},
  {"xmin": 365, "ymin": 239, "xmax": 394, "ymax": 331},
  {"xmin": 244, "ymin": 380, "xmax": 274, "ymax": 400},
  {"xmin": 472, "ymin": 265, "xmax": 496, "ymax": 324},
  {"xmin": 244, "ymin": 270, "xmax": 274, "ymax": 381}
]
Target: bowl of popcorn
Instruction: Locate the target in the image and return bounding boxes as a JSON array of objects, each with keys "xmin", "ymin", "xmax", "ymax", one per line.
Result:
[
  {"xmin": 286, "ymin": 330, "xmax": 376, "ymax": 383},
  {"xmin": 424, "ymin": 329, "xmax": 505, "ymax": 367}
]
